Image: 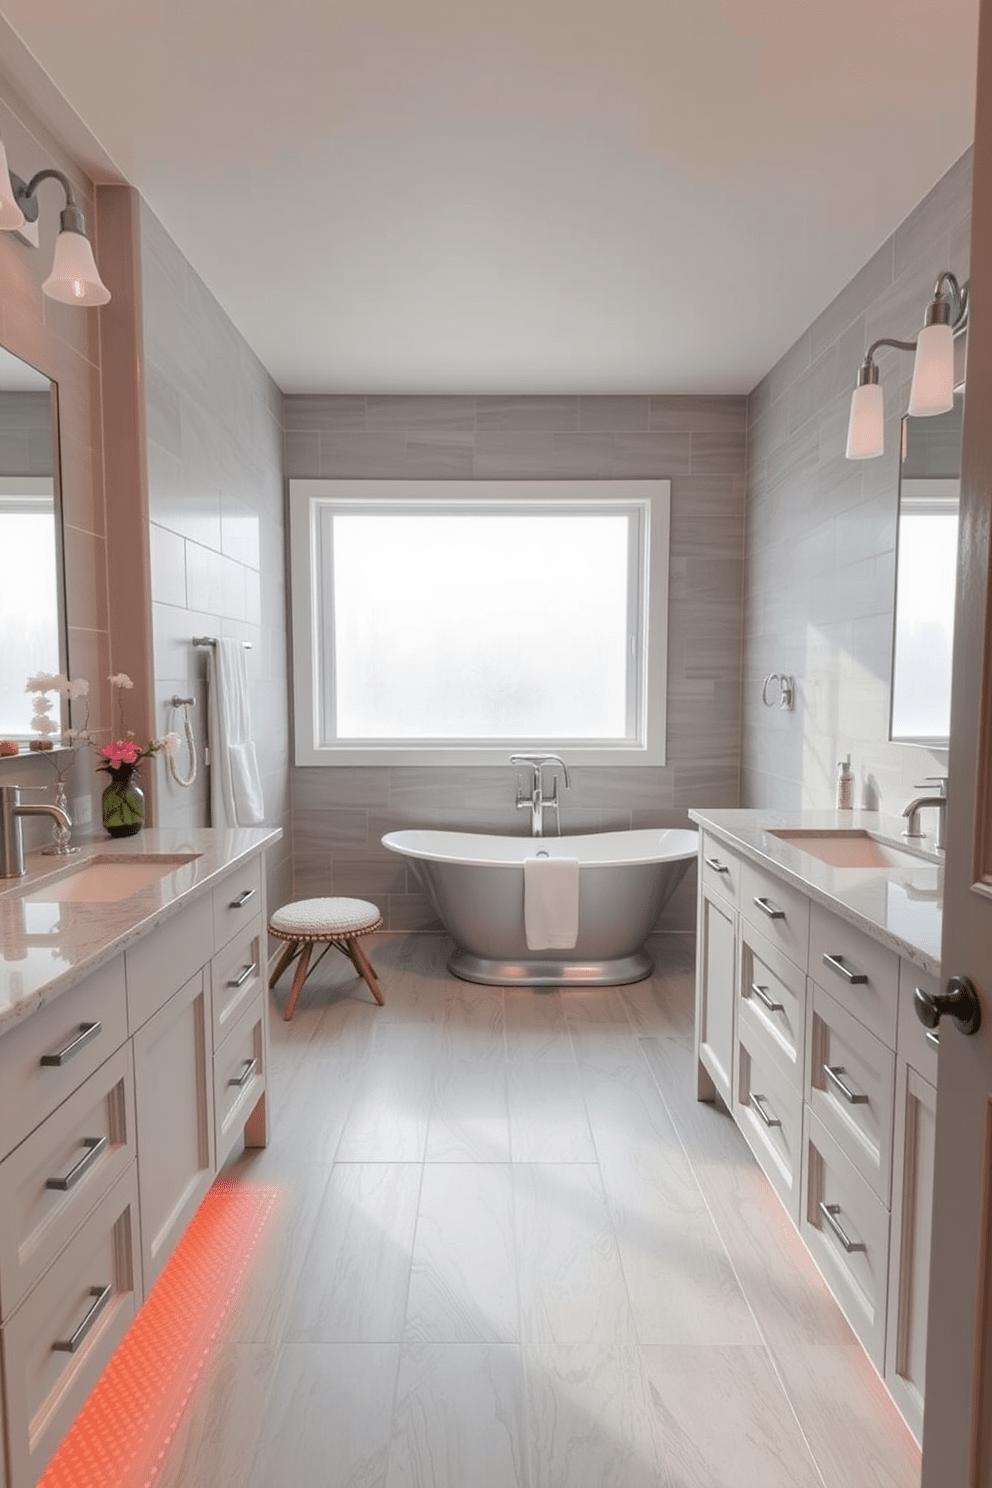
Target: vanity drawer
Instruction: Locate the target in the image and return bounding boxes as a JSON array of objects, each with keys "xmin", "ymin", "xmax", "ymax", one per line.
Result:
[
  {"xmin": 125, "ymin": 892, "xmax": 213, "ymax": 1031},
  {"xmin": 897, "ymin": 961, "xmax": 940, "ymax": 1085},
  {"xmin": 213, "ymin": 991, "xmax": 266, "ymax": 1168},
  {"xmin": 213, "ymin": 855, "xmax": 263, "ymax": 952},
  {"xmin": 211, "ymin": 916, "xmax": 263, "ymax": 1046},
  {"xmin": 801, "ymin": 1112, "xmax": 890, "ymax": 1368},
  {"xmin": 808, "ymin": 902, "xmax": 898, "ymax": 1046},
  {"xmin": 700, "ymin": 833, "xmax": 740, "ymax": 908},
  {"xmin": 0, "ymin": 958, "xmax": 128, "ymax": 1160},
  {"xmin": 735, "ymin": 1025, "xmax": 804, "ymax": 1222},
  {"xmin": 1, "ymin": 1162, "xmax": 139, "ymax": 1488},
  {"xmin": 0, "ymin": 1043, "xmax": 136, "ymax": 1322},
  {"xmin": 740, "ymin": 859, "xmax": 810, "ymax": 968},
  {"xmin": 806, "ymin": 983, "xmax": 895, "ymax": 1205},
  {"xmin": 738, "ymin": 922, "xmax": 807, "ymax": 1085}
]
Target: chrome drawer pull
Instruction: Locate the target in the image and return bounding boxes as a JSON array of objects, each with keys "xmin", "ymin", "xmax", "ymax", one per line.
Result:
[
  {"xmin": 823, "ymin": 1064, "xmax": 869, "ymax": 1105},
  {"xmin": 818, "ymin": 1201, "xmax": 865, "ymax": 1253},
  {"xmin": 750, "ymin": 982, "xmax": 784, "ymax": 1013},
  {"xmin": 753, "ymin": 896, "xmax": 785, "ymax": 921},
  {"xmin": 705, "ymin": 856, "xmax": 731, "ymax": 875},
  {"xmin": 749, "ymin": 1092, "xmax": 781, "ymax": 1128},
  {"xmin": 40, "ymin": 1021, "xmax": 102, "ymax": 1067},
  {"xmin": 227, "ymin": 962, "xmax": 258, "ymax": 989},
  {"xmin": 53, "ymin": 1283, "xmax": 112, "ymax": 1353},
  {"xmin": 229, "ymin": 1057, "xmax": 258, "ymax": 1089},
  {"xmin": 229, "ymin": 887, "xmax": 256, "ymax": 909},
  {"xmin": 46, "ymin": 1135, "xmax": 109, "ymax": 1192},
  {"xmin": 925, "ymin": 1029, "xmax": 940, "ymax": 1049},
  {"xmin": 822, "ymin": 953, "xmax": 868, "ymax": 985}
]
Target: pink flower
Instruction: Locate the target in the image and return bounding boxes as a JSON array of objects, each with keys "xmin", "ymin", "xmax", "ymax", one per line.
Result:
[{"xmin": 101, "ymin": 740, "xmax": 141, "ymax": 769}]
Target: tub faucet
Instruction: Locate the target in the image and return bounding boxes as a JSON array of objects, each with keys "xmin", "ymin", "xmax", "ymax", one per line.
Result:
[
  {"xmin": 510, "ymin": 754, "xmax": 571, "ymax": 837},
  {"xmin": 0, "ymin": 784, "xmax": 72, "ymax": 878},
  {"xmin": 902, "ymin": 776, "xmax": 948, "ymax": 851}
]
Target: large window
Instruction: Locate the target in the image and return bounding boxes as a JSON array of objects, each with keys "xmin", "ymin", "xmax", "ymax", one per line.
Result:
[{"xmin": 290, "ymin": 479, "xmax": 670, "ymax": 765}]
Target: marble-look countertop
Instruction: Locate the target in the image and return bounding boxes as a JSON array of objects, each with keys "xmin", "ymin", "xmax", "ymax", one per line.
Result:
[
  {"xmin": 688, "ymin": 808, "xmax": 942, "ymax": 976},
  {"xmin": 0, "ymin": 826, "xmax": 282, "ymax": 1037}
]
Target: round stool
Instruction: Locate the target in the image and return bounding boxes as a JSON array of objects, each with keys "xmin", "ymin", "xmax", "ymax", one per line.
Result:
[{"xmin": 268, "ymin": 897, "xmax": 384, "ymax": 1020}]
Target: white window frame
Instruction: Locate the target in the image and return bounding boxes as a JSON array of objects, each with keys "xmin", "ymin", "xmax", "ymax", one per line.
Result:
[{"xmin": 289, "ymin": 478, "xmax": 670, "ymax": 766}]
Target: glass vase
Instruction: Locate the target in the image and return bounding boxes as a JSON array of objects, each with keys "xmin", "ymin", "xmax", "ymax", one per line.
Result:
[{"xmin": 102, "ymin": 770, "xmax": 145, "ymax": 838}]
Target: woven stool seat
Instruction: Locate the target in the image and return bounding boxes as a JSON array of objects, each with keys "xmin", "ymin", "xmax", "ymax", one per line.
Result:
[{"xmin": 268, "ymin": 896, "xmax": 384, "ymax": 1019}]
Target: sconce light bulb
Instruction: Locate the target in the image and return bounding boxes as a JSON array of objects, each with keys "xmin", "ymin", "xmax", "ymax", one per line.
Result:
[
  {"xmin": 42, "ymin": 228, "xmax": 110, "ymax": 306},
  {"xmin": 907, "ymin": 322, "xmax": 954, "ymax": 416},
  {"xmin": 0, "ymin": 142, "xmax": 25, "ymax": 230},
  {"xmin": 845, "ymin": 381, "xmax": 885, "ymax": 459}
]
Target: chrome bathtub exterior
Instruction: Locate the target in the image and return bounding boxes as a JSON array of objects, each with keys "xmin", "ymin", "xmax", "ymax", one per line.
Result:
[{"xmin": 381, "ymin": 827, "xmax": 697, "ymax": 986}]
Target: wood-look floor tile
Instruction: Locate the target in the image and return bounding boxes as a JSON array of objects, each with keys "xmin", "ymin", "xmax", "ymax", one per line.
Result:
[
  {"xmin": 639, "ymin": 1034, "xmax": 755, "ymax": 1167},
  {"xmin": 513, "ymin": 1164, "xmax": 638, "ymax": 1348},
  {"xmin": 405, "ymin": 1164, "xmax": 518, "ymax": 1343},
  {"xmin": 386, "ymin": 1342, "xmax": 530, "ymax": 1488},
  {"xmin": 154, "ymin": 1342, "xmax": 277, "ymax": 1488},
  {"xmin": 502, "ymin": 990, "xmax": 575, "ymax": 1063},
  {"xmin": 641, "ymin": 1344, "xmax": 824, "ymax": 1487},
  {"xmin": 246, "ymin": 1057, "xmax": 363, "ymax": 1176},
  {"xmin": 508, "ymin": 1062, "xmax": 597, "ymax": 1163},
  {"xmin": 245, "ymin": 1342, "xmax": 398, "ymax": 1488},
  {"xmin": 426, "ymin": 1056, "xmax": 510, "ymax": 1162},
  {"xmin": 336, "ymin": 1028, "xmax": 434, "ymax": 1161},
  {"xmin": 221, "ymin": 1167, "xmax": 330, "ymax": 1345},
  {"xmin": 579, "ymin": 1061, "xmax": 684, "ymax": 1163},
  {"xmin": 284, "ymin": 1163, "xmax": 422, "ymax": 1343}
]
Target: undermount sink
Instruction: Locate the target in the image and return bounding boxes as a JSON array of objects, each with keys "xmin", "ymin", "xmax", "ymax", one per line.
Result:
[
  {"xmin": 24, "ymin": 854, "xmax": 201, "ymax": 904},
  {"xmin": 767, "ymin": 829, "xmax": 936, "ymax": 871}
]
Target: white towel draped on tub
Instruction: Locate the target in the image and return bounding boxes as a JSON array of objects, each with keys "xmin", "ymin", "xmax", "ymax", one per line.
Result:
[
  {"xmin": 206, "ymin": 639, "xmax": 265, "ymax": 826},
  {"xmin": 523, "ymin": 856, "xmax": 580, "ymax": 950}
]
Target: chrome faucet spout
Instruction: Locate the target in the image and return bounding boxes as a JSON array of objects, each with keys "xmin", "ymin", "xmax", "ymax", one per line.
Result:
[
  {"xmin": 902, "ymin": 794, "xmax": 948, "ymax": 851},
  {"xmin": 509, "ymin": 754, "xmax": 570, "ymax": 838},
  {"xmin": 0, "ymin": 785, "xmax": 73, "ymax": 878}
]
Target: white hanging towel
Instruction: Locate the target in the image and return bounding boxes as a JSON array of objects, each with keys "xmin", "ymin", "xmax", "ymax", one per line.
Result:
[
  {"xmin": 206, "ymin": 639, "xmax": 265, "ymax": 826},
  {"xmin": 523, "ymin": 856, "xmax": 580, "ymax": 950}
]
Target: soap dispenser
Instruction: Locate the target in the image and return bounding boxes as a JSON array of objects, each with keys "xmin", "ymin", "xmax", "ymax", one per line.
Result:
[{"xmin": 836, "ymin": 755, "xmax": 854, "ymax": 811}]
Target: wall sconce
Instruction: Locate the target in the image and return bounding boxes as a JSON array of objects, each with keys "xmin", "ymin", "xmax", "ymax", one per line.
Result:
[
  {"xmin": 0, "ymin": 138, "xmax": 110, "ymax": 306},
  {"xmin": 845, "ymin": 270, "xmax": 967, "ymax": 459}
]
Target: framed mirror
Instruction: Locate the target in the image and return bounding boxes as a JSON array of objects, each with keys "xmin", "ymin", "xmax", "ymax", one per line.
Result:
[
  {"xmin": 0, "ymin": 346, "xmax": 65, "ymax": 746},
  {"xmin": 889, "ymin": 387, "xmax": 963, "ymax": 748}
]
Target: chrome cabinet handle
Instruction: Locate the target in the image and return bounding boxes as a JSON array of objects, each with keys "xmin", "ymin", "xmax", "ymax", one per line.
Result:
[
  {"xmin": 749, "ymin": 1092, "xmax": 781, "ymax": 1128},
  {"xmin": 823, "ymin": 1064, "xmax": 869, "ymax": 1105},
  {"xmin": 705, "ymin": 856, "xmax": 731, "ymax": 874},
  {"xmin": 925, "ymin": 1029, "xmax": 940, "ymax": 1049},
  {"xmin": 818, "ymin": 1201, "xmax": 865, "ymax": 1253},
  {"xmin": 822, "ymin": 953, "xmax": 868, "ymax": 985},
  {"xmin": 53, "ymin": 1283, "xmax": 112, "ymax": 1353},
  {"xmin": 753, "ymin": 896, "xmax": 785, "ymax": 921},
  {"xmin": 229, "ymin": 1057, "xmax": 258, "ymax": 1089},
  {"xmin": 40, "ymin": 1021, "xmax": 102, "ymax": 1067},
  {"xmin": 229, "ymin": 887, "xmax": 256, "ymax": 909},
  {"xmin": 227, "ymin": 962, "xmax": 258, "ymax": 989},
  {"xmin": 750, "ymin": 981, "xmax": 783, "ymax": 1013},
  {"xmin": 46, "ymin": 1135, "xmax": 109, "ymax": 1192}
]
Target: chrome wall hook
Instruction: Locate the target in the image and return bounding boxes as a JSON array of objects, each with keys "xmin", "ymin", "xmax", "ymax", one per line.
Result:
[{"xmin": 761, "ymin": 673, "xmax": 795, "ymax": 710}]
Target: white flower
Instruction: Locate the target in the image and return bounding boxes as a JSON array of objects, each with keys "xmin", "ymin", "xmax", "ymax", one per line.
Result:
[
  {"xmin": 31, "ymin": 696, "xmax": 54, "ymax": 716},
  {"xmin": 67, "ymin": 678, "xmax": 90, "ymax": 699},
  {"xmin": 156, "ymin": 732, "xmax": 181, "ymax": 758},
  {"xmin": 26, "ymin": 671, "xmax": 65, "ymax": 693},
  {"xmin": 33, "ymin": 715, "xmax": 59, "ymax": 735},
  {"xmin": 108, "ymin": 673, "xmax": 133, "ymax": 689},
  {"xmin": 65, "ymin": 728, "xmax": 92, "ymax": 743}
]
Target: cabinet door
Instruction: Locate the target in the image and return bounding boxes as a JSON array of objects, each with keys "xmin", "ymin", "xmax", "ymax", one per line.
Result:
[
  {"xmin": 885, "ymin": 1060, "xmax": 937, "ymax": 1444},
  {"xmin": 695, "ymin": 888, "xmax": 737, "ymax": 1107},
  {"xmin": 132, "ymin": 970, "xmax": 214, "ymax": 1292}
]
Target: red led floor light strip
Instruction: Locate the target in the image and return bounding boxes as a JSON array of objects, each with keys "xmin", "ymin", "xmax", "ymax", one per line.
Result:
[{"xmin": 39, "ymin": 1182, "xmax": 277, "ymax": 1488}]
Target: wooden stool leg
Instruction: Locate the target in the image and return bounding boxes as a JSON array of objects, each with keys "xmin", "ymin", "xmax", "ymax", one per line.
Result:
[
  {"xmin": 269, "ymin": 938, "xmax": 299, "ymax": 990},
  {"xmin": 347, "ymin": 935, "xmax": 384, "ymax": 1006},
  {"xmin": 283, "ymin": 940, "xmax": 314, "ymax": 1021}
]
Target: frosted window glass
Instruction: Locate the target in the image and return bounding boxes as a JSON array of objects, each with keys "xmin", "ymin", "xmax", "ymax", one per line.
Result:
[
  {"xmin": 330, "ymin": 512, "xmax": 631, "ymax": 740},
  {"xmin": 0, "ymin": 506, "xmax": 59, "ymax": 735},
  {"xmin": 890, "ymin": 507, "xmax": 957, "ymax": 741}
]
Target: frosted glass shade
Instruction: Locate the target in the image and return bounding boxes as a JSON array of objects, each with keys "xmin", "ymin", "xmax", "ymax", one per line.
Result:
[
  {"xmin": 907, "ymin": 322, "xmax": 954, "ymax": 416},
  {"xmin": 845, "ymin": 381, "xmax": 884, "ymax": 459},
  {"xmin": 42, "ymin": 229, "xmax": 110, "ymax": 306},
  {"xmin": 0, "ymin": 142, "xmax": 25, "ymax": 230}
]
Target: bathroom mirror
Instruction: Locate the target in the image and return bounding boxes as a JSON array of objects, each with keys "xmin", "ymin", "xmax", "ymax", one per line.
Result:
[
  {"xmin": 0, "ymin": 346, "xmax": 65, "ymax": 744},
  {"xmin": 889, "ymin": 388, "xmax": 963, "ymax": 748}
]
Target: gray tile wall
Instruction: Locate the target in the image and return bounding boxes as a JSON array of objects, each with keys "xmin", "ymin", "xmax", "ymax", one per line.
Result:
[
  {"xmin": 284, "ymin": 395, "xmax": 747, "ymax": 932},
  {"xmin": 140, "ymin": 203, "xmax": 292, "ymax": 910},
  {"xmin": 744, "ymin": 150, "xmax": 972, "ymax": 814}
]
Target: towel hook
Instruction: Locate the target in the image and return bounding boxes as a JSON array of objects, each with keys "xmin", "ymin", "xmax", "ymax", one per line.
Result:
[{"xmin": 761, "ymin": 673, "xmax": 795, "ymax": 711}]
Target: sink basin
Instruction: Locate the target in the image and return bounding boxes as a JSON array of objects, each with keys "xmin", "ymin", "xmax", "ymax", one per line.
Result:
[
  {"xmin": 767, "ymin": 830, "xmax": 935, "ymax": 871},
  {"xmin": 24, "ymin": 854, "xmax": 201, "ymax": 904}
]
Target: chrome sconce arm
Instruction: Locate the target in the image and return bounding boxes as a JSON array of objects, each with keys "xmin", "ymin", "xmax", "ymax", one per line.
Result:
[{"xmin": 0, "ymin": 142, "xmax": 110, "ymax": 306}]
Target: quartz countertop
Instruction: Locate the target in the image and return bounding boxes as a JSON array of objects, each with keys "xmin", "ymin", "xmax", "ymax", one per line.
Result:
[
  {"xmin": 688, "ymin": 808, "xmax": 942, "ymax": 975},
  {"xmin": 0, "ymin": 826, "xmax": 281, "ymax": 1037}
]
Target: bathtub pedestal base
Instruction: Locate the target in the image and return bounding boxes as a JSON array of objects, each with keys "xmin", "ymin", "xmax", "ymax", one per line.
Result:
[{"xmin": 448, "ymin": 948, "xmax": 654, "ymax": 987}]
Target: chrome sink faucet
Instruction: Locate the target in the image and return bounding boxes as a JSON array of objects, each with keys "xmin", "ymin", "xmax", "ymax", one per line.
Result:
[
  {"xmin": 510, "ymin": 754, "xmax": 571, "ymax": 837},
  {"xmin": 902, "ymin": 776, "xmax": 948, "ymax": 851},
  {"xmin": 0, "ymin": 784, "xmax": 72, "ymax": 878}
]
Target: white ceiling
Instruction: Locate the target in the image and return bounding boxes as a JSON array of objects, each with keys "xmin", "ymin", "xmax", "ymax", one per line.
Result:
[{"xmin": 0, "ymin": 0, "xmax": 980, "ymax": 395}]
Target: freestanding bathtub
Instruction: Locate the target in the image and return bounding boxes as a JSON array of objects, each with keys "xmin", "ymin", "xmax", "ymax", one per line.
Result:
[{"xmin": 381, "ymin": 826, "xmax": 698, "ymax": 986}]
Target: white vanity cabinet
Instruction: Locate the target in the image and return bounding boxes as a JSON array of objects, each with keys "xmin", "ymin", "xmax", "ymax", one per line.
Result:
[
  {"xmin": 0, "ymin": 836, "xmax": 273, "ymax": 1488},
  {"xmin": 691, "ymin": 823, "xmax": 940, "ymax": 1443}
]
